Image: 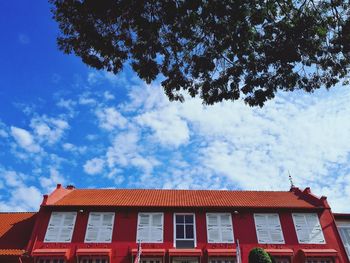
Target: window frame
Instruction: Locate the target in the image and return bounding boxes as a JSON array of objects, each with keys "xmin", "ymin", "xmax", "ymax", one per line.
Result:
[
  {"xmin": 292, "ymin": 213, "xmax": 326, "ymax": 244},
  {"xmin": 206, "ymin": 213, "xmax": 234, "ymax": 244},
  {"xmin": 84, "ymin": 212, "xmax": 115, "ymax": 243},
  {"xmin": 173, "ymin": 213, "xmax": 197, "ymax": 248},
  {"xmin": 337, "ymin": 221, "xmax": 350, "ymax": 259},
  {"xmin": 253, "ymin": 213, "xmax": 285, "ymax": 244},
  {"xmin": 136, "ymin": 212, "xmax": 164, "ymax": 243},
  {"xmin": 44, "ymin": 211, "xmax": 77, "ymax": 243}
]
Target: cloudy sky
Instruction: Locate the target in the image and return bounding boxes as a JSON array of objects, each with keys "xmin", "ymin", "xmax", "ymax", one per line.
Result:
[{"xmin": 0, "ymin": 1, "xmax": 350, "ymax": 212}]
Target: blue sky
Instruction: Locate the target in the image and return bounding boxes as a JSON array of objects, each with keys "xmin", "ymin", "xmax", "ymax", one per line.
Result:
[{"xmin": 1, "ymin": 1, "xmax": 350, "ymax": 212}]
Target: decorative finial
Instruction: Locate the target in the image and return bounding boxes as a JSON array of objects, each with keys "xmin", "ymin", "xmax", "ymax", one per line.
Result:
[{"xmin": 288, "ymin": 170, "xmax": 295, "ymax": 188}]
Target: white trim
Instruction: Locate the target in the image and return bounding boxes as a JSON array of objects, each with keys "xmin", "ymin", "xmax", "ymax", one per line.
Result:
[
  {"xmin": 136, "ymin": 212, "xmax": 164, "ymax": 243},
  {"xmin": 173, "ymin": 213, "xmax": 197, "ymax": 248},
  {"xmin": 253, "ymin": 213, "xmax": 285, "ymax": 244},
  {"xmin": 206, "ymin": 213, "xmax": 234, "ymax": 244},
  {"xmin": 84, "ymin": 212, "xmax": 115, "ymax": 243}
]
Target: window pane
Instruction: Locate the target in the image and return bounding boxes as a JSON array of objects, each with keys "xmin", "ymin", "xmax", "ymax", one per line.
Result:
[
  {"xmin": 185, "ymin": 215, "xmax": 193, "ymax": 223},
  {"xmin": 176, "ymin": 224, "xmax": 184, "ymax": 238},
  {"xmin": 176, "ymin": 215, "xmax": 184, "ymax": 223},
  {"xmin": 185, "ymin": 224, "xmax": 194, "ymax": 239},
  {"xmin": 176, "ymin": 240, "xmax": 195, "ymax": 248}
]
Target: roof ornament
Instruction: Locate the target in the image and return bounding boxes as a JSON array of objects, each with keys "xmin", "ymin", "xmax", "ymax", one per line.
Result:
[{"xmin": 288, "ymin": 170, "xmax": 295, "ymax": 188}]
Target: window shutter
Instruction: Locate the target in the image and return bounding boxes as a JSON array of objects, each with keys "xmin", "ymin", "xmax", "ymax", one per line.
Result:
[
  {"xmin": 292, "ymin": 213, "xmax": 325, "ymax": 244},
  {"xmin": 137, "ymin": 213, "xmax": 163, "ymax": 243},
  {"xmin": 339, "ymin": 228, "xmax": 350, "ymax": 258},
  {"xmin": 100, "ymin": 213, "xmax": 114, "ymax": 242},
  {"xmin": 207, "ymin": 214, "xmax": 234, "ymax": 243},
  {"xmin": 137, "ymin": 213, "xmax": 150, "ymax": 242},
  {"xmin": 44, "ymin": 212, "xmax": 77, "ymax": 243},
  {"xmin": 207, "ymin": 214, "xmax": 220, "ymax": 243},
  {"xmin": 254, "ymin": 214, "xmax": 270, "ymax": 243},
  {"xmin": 267, "ymin": 214, "xmax": 284, "ymax": 244},
  {"xmin": 254, "ymin": 214, "xmax": 284, "ymax": 244},
  {"xmin": 85, "ymin": 212, "xmax": 114, "ymax": 243},
  {"xmin": 220, "ymin": 214, "xmax": 234, "ymax": 243},
  {"xmin": 151, "ymin": 214, "xmax": 163, "ymax": 242},
  {"xmin": 305, "ymin": 214, "xmax": 325, "ymax": 244}
]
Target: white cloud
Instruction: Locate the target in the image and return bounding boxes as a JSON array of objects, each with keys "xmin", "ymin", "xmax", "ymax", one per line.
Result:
[
  {"xmin": 136, "ymin": 105, "xmax": 190, "ymax": 147},
  {"xmin": 30, "ymin": 116, "xmax": 69, "ymax": 145},
  {"xmin": 103, "ymin": 83, "xmax": 350, "ymax": 211},
  {"xmin": 62, "ymin": 143, "xmax": 87, "ymax": 154},
  {"xmin": 104, "ymin": 91, "xmax": 115, "ymax": 100},
  {"xmin": 10, "ymin": 126, "xmax": 41, "ymax": 153},
  {"xmin": 96, "ymin": 107, "xmax": 128, "ymax": 130},
  {"xmin": 0, "ymin": 185, "xmax": 42, "ymax": 211},
  {"xmin": 106, "ymin": 131, "xmax": 159, "ymax": 174},
  {"xmin": 0, "ymin": 168, "xmax": 42, "ymax": 211},
  {"xmin": 83, "ymin": 158, "xmax": 105, "ymax": 175},
  {"xmin": 39, "ymin": 167, "xmax": 67, "ymax": 192}
]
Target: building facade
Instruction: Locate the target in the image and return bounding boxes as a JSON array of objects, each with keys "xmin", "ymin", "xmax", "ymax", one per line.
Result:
[{"xmin": 0, "ymin": 185, "xmax": 349, "ymax": 263}]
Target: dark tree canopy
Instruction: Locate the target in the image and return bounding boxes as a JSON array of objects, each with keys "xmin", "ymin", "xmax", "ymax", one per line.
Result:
[
  {"xmin": 50, "ymin": 0, "xmax": 350, "ymax": 106},
  {"xmin": 248, "ymin": 247, "xmax": 272, "ymax": 263}
]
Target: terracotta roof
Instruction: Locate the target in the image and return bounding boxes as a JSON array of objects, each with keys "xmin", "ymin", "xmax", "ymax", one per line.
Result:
[
  {"xmin": 48, "ymin": 189, "xmax": 318, "ymax": 209},
  {"xmin": 0, "ymin": 249, "xmax": 25, "ymax": 256},
  {"xmin": 0, "ymin": 212, "xmax": 36, "ymax": 255}
]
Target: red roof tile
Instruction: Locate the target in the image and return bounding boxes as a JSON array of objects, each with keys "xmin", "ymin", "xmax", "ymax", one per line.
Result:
[
  {"xmin": 49, "ymin": 189, "xmax": 318, "ymax": 209},
  {"xmin": 0, "ymin": 249, "xmax": 26, "ymax": 256},
  {"xmin": 0, "ymin": 212, "xmax": 36, "ymax": 254}
]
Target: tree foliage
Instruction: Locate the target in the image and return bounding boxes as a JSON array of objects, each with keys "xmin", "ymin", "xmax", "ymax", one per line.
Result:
[
  {"xmin": 249, "ymin": 247, "xmax": 272, "ymax": 263},
  {"xmin": 50, "ymin": 0, "xmax": 350, "ymax": 106}
]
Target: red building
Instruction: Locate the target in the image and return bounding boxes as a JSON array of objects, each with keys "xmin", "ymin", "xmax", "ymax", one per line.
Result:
[{"xmin": 0, "ymin": 184, "xmax": 349, "ymax": 263}]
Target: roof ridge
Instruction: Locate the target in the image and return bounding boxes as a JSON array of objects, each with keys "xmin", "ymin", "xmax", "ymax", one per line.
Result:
[{"xmin": 73, "ymin": 188, "xmax": 289, "ymax": 192}]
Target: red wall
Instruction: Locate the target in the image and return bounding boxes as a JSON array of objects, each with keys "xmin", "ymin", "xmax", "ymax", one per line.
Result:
[{"xmin": 29, "ymin": 207, "xmax": 349, "ymax": 263}]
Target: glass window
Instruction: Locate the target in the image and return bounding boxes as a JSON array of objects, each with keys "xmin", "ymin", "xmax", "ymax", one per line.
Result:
[{"xmin": 175, "ymin": 214, "xmax": 195, "ymax": 248}]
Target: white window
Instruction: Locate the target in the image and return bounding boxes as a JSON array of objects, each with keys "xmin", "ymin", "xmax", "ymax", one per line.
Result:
[
  {"xmin": 174, "ymin": 214, "xmax": 196, "ymax": 248},
  {"xmin": 44, "ymin": 212, "xmax": 77, "ymax": 243},
  {"xmin": 206, "ymin": 213, "xmax": 234, "ymax": 243},
  {"xmin": 85, "ymin": 212, "xmax": 115, "ymax": 243},
  {"xmin": 292, "ymin": 213, "xmax": 325, "ymax": 244},
  {"xmin": 136, "ymin": 213, "xmax": 164, "ymax": 243},
  {"xmin": 337, "ymin": 222, "xmax": 350, "ymax": 259},
  {"xmin": 254, "ymin": 213, "xmax": 285, "ymax": 244}
]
